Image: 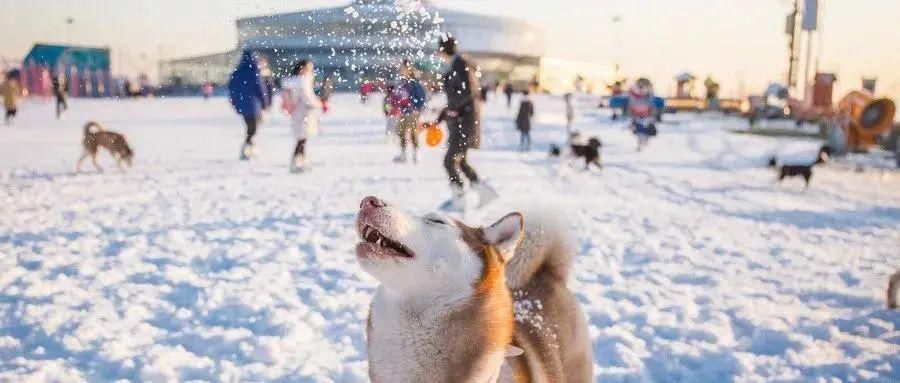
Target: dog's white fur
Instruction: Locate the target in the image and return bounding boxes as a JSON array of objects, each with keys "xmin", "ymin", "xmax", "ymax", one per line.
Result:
[
  {"xmin": 358, "ymin": 199, "xmax": 592, "ymax": 382},
  {"xmin": 359, "ymin": 206, "xmax": 521, "ymax": 382}
]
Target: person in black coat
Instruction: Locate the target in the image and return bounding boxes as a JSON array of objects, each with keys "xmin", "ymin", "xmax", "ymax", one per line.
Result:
[
  {"xmin": 433, "ymin": 35, "xmax": 497, "ymax": 211},
  {"xmin": 52, "ymin": 73, "xmax": 68, "ymax": 119},
  {"xmin": 516, "ymin": 89, "xmax": 535, "ymax": 151},
  {"xmin": 504, "ymin": 82, "xmax": 515, "ymax": 109}
]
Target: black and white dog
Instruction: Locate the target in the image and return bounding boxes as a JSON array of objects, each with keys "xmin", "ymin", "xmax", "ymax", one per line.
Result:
[
  {"xmin": 768, "ymin": 145, "xmax": 832, "ymax": 188},
  {"xmin": 549, "ymin": 132, "xmax": 603, "ymax": 170}
]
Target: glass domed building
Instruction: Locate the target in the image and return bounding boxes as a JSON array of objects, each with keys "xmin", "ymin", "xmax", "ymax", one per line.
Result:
[{"xmin": 235, "ymin": 0, "xmax": 545, "ymax": 89}]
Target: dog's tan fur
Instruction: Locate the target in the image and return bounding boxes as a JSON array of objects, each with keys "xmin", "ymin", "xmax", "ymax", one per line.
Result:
[
  {"xmin": 365, "ymin": 219, "xmax": 518, "ymax": 383},
  {"xmin": 501, "ymin": 215, "xmax": 593, "ymax": 382},
  {"xmin": 888, "ymin": 270, "xmax": 900, "ymax": 309},
  {"xmin": 77, "ymin": 121, "xmax": 133, "ymax": 173},
  {"xmin": 361, "ymin": 201, "xmax": 592, "ymax": 382}
]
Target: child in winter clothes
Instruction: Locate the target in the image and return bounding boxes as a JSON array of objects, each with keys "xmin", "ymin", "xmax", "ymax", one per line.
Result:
[
  {"xmin": 628, "ymin": 78, "xmax": 658, "ymax": 151},
  {"xmin": 516, "ymin": 89, "xmax": 535, "ymax": 151},
  {"xmin": 391, "ymin": 60, "xmax": 428, "ymax": 163}
]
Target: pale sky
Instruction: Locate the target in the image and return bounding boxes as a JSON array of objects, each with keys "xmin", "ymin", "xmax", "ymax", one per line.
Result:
[{"xmin": 1, "ymin": 0, "xmax": 898, "ymax": 101}]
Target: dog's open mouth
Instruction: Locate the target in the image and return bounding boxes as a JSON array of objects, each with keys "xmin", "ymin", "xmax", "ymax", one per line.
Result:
[{"xmin": 358, "ymin": 225, "xmax": 414, "ymax": 259}]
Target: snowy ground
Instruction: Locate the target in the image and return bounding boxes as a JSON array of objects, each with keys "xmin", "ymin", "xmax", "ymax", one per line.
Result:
[{"xmin": 1, "ymin": 94, "xmax": 898, "ymax": 382}]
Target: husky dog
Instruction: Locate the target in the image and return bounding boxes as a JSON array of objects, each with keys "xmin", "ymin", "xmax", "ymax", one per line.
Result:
[
  {"xmin": 77, "ymin": 121, "xmax": 134, "ymax": 173},
  {"xmin": 355, "ymin": 196, "xmax": 592, "ymax": 382},
  {"xmin": 888, "ymin": 270, "xmax": 900, "ymax": 309}
]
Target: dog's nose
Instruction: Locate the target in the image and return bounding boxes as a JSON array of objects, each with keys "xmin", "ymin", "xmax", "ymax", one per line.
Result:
[{"xmin": 360, "ymin": 196, "xmax": 385, "ymax": 210}]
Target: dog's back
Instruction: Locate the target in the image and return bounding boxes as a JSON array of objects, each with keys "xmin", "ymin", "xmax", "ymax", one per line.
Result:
[
  {"xmin": 771, "ymin": 146, "xmax": 831, "ymax": 186},
  {"xmin": 77, "ymin": 121, "xmax": 133, "ymax": 172},
  {"xmin": 82, "ymin": 121, "xmax": 132, "ymax": 158},
  {"xmin": 502, "ymin": 213, "xmax": 593, "ymax": 381}
]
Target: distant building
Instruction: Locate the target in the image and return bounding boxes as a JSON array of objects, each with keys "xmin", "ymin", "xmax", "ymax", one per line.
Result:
[
  {"xmin": 161, "ymin": 0, "xmax": 548, "ymax": 90},
  {"xmin": 158, "ymin": 50, "xmax": 239, "ymax": 88},
  {"xmin": 22, "ymin": 43, "xmax": 112, "ymax": 97}
]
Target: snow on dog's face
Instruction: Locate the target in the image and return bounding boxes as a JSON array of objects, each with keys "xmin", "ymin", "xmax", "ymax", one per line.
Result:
[{"xmin": 355, "ymin": 196, "xmax": 523, "ymax": 295}]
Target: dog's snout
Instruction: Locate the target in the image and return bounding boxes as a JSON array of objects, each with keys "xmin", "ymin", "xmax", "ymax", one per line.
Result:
[{"xmin": 360, "ymin": 196, "xmax": 386, "ymax": 210}]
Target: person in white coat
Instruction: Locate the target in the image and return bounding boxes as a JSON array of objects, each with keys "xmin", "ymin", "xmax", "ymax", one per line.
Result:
[{"xmin": 281, "ymin": 60, "xmax": 322, "ymax": 173}]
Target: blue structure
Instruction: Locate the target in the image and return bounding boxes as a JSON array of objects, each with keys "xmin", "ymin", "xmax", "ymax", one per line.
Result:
[{"xmin": 22, "ymin": 44, "xmax": 112, "ymax": 97}]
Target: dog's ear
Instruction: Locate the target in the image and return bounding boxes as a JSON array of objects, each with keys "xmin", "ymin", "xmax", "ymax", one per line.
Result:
[
  {"xmin": 504, "ymin": 345, "xmax": 524, "ymax": 358},
  {"xmin": 484, "ymin": 212, "xmax": 524, "ymax": 262}
]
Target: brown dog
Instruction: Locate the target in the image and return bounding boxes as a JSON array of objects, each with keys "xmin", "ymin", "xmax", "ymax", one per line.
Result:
[{"xmin": 76, "ymin": 121, "xmax": 133, "ymax": 173}]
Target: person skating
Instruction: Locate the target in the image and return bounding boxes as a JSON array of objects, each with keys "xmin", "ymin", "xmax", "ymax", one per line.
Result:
[
  {"xmin": 391, "ymin": 60, "xmax": 427, "ymax": 164},
  {"xmin": 227, "ymin": 51, "xmax": 271, "ymax": 161},
  {"xmin": 516, "ymin": 89, "xmax": 535, "ymax": 152},
  {"xmin": 281, "ymin": 59, "xmax": 323, "ymax": 173},
  {"xmin": 0, "ymin": 73, "xmax": 21, "ymax": 125},
  {"xmin": 432, "ymin": 35, "xmax": 498, "ymax": 211},
  {"xmin": 52, "ymin": 73, "xmax": 68, "ymax": 119}
]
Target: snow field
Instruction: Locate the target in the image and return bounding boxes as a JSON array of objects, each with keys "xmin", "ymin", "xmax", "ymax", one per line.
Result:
[{"xmin": 1, "ymin": 93, "xmax": 898, "ymax": 382}]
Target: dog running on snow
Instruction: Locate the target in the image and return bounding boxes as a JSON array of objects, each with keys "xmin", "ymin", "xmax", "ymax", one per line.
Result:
[
  {"xmin": 767, "ymin": 145, "xmax": 832, "ymax": 188},
  {"xmin": 355, "ymin": 196, "xmax": 593, "ymax": 382},
  {"xmin": 549, "ymin": 131, "xmax": 603, "ymax": 170},
  {"xmin": 77, "ymin": 121, "xmax": 133, "ymax": 173}
]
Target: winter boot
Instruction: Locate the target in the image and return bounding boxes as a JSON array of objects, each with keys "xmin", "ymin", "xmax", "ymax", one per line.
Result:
[
  {"xmin": 289, "ymin": 154, "xmax": 303, "ymax": 173},
  {"xmin": 239, "ymin": 143, "xmax": 251, "ymax": 161},
  {"xmin": 472, "ymin": 181, "xmax": 499, "ymax": 208},
  {"xmin": 439, "ymin": 185, "xmax": 466, "ymax": 212},
  {"xmin": 393, "ymin": 150, "xmax": 407, "ymax": 163}
]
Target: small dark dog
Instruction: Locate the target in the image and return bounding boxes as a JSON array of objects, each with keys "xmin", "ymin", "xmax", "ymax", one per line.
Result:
[
  {"xmin": 549, "ymin": 132, "xmax": 603, "ymax": 170},
  {"xmin": 77, "ymin": 121, "xmax": 134, "ymax": 173},
  {"xmin": 768, "ymin": 145, "xmax": 831, "ymax": 188}
]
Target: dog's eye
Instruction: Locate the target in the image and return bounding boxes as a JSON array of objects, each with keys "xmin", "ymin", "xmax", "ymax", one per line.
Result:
[{"xmin": 424, "ymin": 214, "xmax": 447, "ymax": 225}]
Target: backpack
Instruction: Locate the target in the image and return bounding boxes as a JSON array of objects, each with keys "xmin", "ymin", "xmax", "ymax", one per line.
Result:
[{"xmin": 409, "ymin": 81, "xmax": 427, "ymax": 110}]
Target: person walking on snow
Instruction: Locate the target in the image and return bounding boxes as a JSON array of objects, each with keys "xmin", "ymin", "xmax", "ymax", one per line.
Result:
[
  {"xmin": 391, "ymin": 59, "xmax": 427, "ymax": 164},
  {"xmin": 432, "ymin": 35, "xmax": 498, "ymax": 211},
  {"xmin": 628, "ymin": 78, "xmax": 658, "ymax": 151},
  {"xmin": 52, "ymin": 73, "xmax": 68, "ymax": 119},
  {"xmin": 281, "ymin": 59, "xmax": 323, "ymax": 173},
  {"xmin": 516, "ymin": 89, "xmax": 535, "ymax": 151},
  {"xmin": 1, "ymin": 74, "xmax": 21, "ymax": 125},
  {"xmin": 228, "ymin": 51, "xmax": 271, "ymax": 161},
  {"xmin": 319, "ymin": 75, "xmax": 334, "ymax": 113},
  {"xmin": 564, "ymin": 93, "xmax": 575, "ymax": 133},
  {"xmin": 504, "ymin": 82, "xmax": 515, "ymax": 109}
]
